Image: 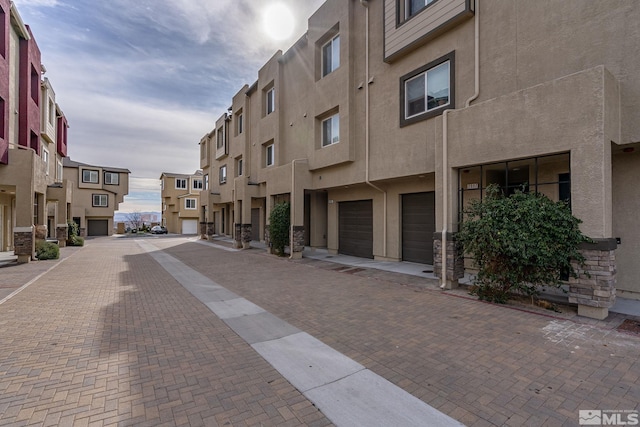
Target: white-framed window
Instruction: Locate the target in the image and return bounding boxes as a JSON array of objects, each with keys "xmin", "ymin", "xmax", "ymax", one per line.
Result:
[
  {"xmin": 265, "ymin": 144, "xmax": 274, "ymax": 167},
  {"xmin": 216, "ymin": 126, "xmax": 224, "ymax": 149},
  {"xmin": 92, "ymin": 194, "xmax": 108, "ymax": 207},
  {"xmin": 163, "ymin": 203, "xmax": 167, "ymax": 211},
  {"xmin": 104, "ymin": 172, "xmax": 119, "ymax": 185},
  {"xmin": 237, "ymin": 158, "xmax": 243, "ymax": 176},
  {"xmin": 175, "ymin": 178, "xmax": 187, "ymax": 189},
  {"xmin": 193, "ymin": 179, "xmax": 203, "ymax": 190},
  {"xmin": 185, "ymin": 198, "xmax": 197, "ymax": 209},
  {"xmin": 48, "ymin": 99, "xmax": 55, "ymax": 126},
  {"xmin": 56, "ymin": 160, "xmax": 63, "ymax": 181},
  {"xmin": 219, "ymin": 165, "xmax": 227, "ymax": 184},
  {"xmin": 401, "ymin": 52, "xmax": 454, "ymax": 126},
  {"xmin": 322, "ymin": 35, "xmax": 340, "ymax": 77},
  {"xmin": 42, "ymin": 147, "xmax": 49, "ymax": 175},
  {"xmin": 266, "ymin": 87, "xmax": 275, "ymax": 115},
  {"xmin": 82, "ymin": 169, "xmax": 99, "ymax": 183},
  {"xmin": 204, "ymin": 174, "xmax": 209, "ymax": 190},
  {"xmin": 237, "ymin": 113, "xmax": 244, "ymax": 134},
  {"xmin": 404, "ymin": 0, "xmax": 434, "ymax": 20},
  {"xmin": 322, "ymin": 113, "xmax": 340, "ymax": 147}
]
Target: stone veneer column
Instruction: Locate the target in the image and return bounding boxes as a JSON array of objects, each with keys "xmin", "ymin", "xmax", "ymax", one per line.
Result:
[
  {"xmin": 569, "ymin": 239, "xmax": 617, "ymax": 320},
  {"xmin": 290, "ymin": 226, "xmax": 305, "ymax": 259},
  {"xmin": 206, "ymin": 222, "xmax": 215, "ymax": 239},
  {"xmin": 241, "ymin": 224, "xmax": 252, "ymax": 249},
  {"xmin": 56, "ymin": 225, "xmax": 68, "ymax": 247},
  {"xmin": 433, "ymin": 232, "xmax": 464, "ymax": 289},
  {"xmin": 14, "ymin": 227, "xmax": 35, "ymax": 263},
  {"xmin": 265, "ymin": 225, "xmax": 272, "ymax": 254},
  {"xmin": 233, "ymin": 224, "xmax": 242, "ymax": 249},
  {"xmin": 199, "ymin": 222, "xmax": 207, "ymax": 239}
]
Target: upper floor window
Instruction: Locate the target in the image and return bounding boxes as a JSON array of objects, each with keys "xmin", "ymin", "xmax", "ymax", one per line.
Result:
[
  {"xmin": 266, "ymin": 87, "xmax": 275, "ymax": 115},
  {"xmin": 322, "ymin": 113, "xmax": 340, "ymax": 147},
  {"xmin": 403, "ymin": 0, "xmax": 435, "ymax": 21},
  {"xmin": 185, "ymin": 198, "xmax": 197, "ymax": 209},
  {"xmin": 216, "ymin": 127, "xmax": 224, "ymax": 149},
  {"xmin": 42, "ymin": 148, "xmax": 49, "ymax": 175},
  {"xmin": 265, "ymin": 143, "xmax": 274, "ymax": 167},
  {"xmin": 322, "ymin": 35, "xmax": 340, "ymax": 77},
  {"xmin": 237, "ymin": 113, "xmax": 244, "ymax": 134},
  {"xmin": 104, "ymin": 172, "xmax": 119, "ymax": 185},
  {"xmin": 48, "ymin": 100, "xmax": 55, "ymax": 125},
  {"xmin": 219, "ymin": 165, "xmax": 227, "ymax": 184},
  {"xmin": 193, "ymin": 179, "xmax": 203, "ymax": 190},
  {"xmin": 56, "ymin": 160, "xmax": 63, "ymax": 181},
  {"xmin": 400, "ymin": 52, "xmax": 454, "ymax": 127},
  {"xmin": 175, "ymin": 178, "xmax": 187, "ymax": 189},
  {"xmin": 236, "ymin": 158, "xmax": 243, "ymax": 176},
  {"xmin": 92, "ymin": 194, "xmax": 108, "ymax": 207},
  {"xmin": 82, "ymin": 169, "xmax": 99, "ymax": 183},
  {"xmin": 204, "ymin": 174, "xmax": 209, "ymax": 190}
]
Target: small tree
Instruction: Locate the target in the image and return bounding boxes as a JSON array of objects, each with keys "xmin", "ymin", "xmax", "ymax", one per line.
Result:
[
  {"xmin": 127, "ymin": 212, "xmax": 144, "ymax": 231},
  {"xmin": 457, "ymin": 184, "xmax": 589, "ymax": 303},
  {"xmin": 269, "ymin": 202, "xmax": 290, "ymax": 256}
]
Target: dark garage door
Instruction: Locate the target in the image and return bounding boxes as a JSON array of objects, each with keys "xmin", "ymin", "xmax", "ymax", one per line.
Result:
[
  {"xmin": 339, "ymin": 200, "xmax": 373, "ymax": 259},
  {"xmin": 87, "ymin": 219, "xmax": 109, "ymax": 236},
  {"xmin": 402, "ymin": 192, "xmax": 435, "ymax": 264}
]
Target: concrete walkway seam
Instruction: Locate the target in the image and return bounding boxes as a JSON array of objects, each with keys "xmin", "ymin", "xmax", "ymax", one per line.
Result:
[{"xmin": 136, "ymin": 239, "xmax": 465, "ymax": 427}]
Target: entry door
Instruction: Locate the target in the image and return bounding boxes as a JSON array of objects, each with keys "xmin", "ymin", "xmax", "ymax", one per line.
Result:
[
  {"xmin": 402, "ymin": 192, "xmax": 435, "ymax": 264},
  {"xmin": 251, "ymin": 208, "xmax": 261, "ymax": 241},
  {"xmin": 338, "ymin": 200, "xmax": 373, "ymax": 259}
]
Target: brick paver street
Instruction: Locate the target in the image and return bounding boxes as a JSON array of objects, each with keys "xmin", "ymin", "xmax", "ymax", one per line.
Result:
[{"xmin": 1, "ymin": 236, "xmax": 639, "ymax": 426}]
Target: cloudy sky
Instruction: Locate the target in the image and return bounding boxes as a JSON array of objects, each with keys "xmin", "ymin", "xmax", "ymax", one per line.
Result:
[{"xmin": 14, "ymin": 0, "xmax": 326, "ymax": 212}]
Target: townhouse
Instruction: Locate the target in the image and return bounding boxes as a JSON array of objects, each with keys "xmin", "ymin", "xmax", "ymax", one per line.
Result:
[
  {"xmin": 199, "ymin": 0, "xmax": 640, "ymax": 319},
  {"xmin": 160, "ymin": 171, "xmax": 203, "ymax": 234},
  {"xmin": 0, "ymin": 1, "xmax": 129, "ymax": 260},
  {"xmin": 63, "ymin": 158, "xmax": 129, "ymax": 237}
]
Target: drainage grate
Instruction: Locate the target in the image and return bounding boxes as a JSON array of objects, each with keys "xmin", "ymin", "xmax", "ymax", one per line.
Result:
[
  {"xmin": 617, "ymin": 319, "xmax": 640, "ymax": 335},
  {"xmin": 422, "ymin": 270, "xmax": 433, "ymax": 273}
]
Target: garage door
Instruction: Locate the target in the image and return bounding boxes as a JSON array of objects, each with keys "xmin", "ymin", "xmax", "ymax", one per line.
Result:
[
  {"xmin": 402, "ymin": 192, "xmax": 435, "ymax": 264},
  {"xmin": 181, "ymin": 219, "xmax": 198, "ymax": 234},
  {"xmin": 339, "ymin": 200, "xmax": 373, "ymax": 259},
  {"xmin": 87, "ymin": 219, "xmax": 109, "ymax": 236}
]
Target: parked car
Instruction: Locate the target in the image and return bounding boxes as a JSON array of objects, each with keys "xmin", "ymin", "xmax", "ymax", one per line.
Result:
[{"xmin": 151, "ymin": 226, "xmax": 168, "ymax": 234}]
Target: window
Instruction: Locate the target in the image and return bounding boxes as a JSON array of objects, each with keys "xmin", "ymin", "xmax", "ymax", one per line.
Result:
[
  {"xmin": 42, "ymin": 148, "xmax": 49, "ymax": 175},
  {"xmin": 185, "ymin": 198, "xmax": 197, "ymax": 209},
  {"xmin": 193, "ymin": 179, "xmax": 203, "ymax": 190},
  {"xmin": 322, "ymin": 114, "xmax": 340, "ymax": 147},
  {"xmin": 30, "ymin": 65, "xmax": 39, "ymax": 104},
  {"xmin": 204, "ymin": 174, "xmax": 209, "ymax": 190},
  {"xmin": 401, "ymin": 0, "xmax": 435, "ymax": 21},
  {"xmin": 56, "ymin": 160, "xmax": 63, "ymax": 181},
  {"xmin": 48, "ymin": 99, "xmax": 55, "ymax": 125},
  {"xmin": 82, "ymin": 169, "xmax": 99, "ymax": 183},
  {"xmin": 237, "ymin": 113, "xmax": 244, "ymax": 134},
  {"xmin": 237, "ymin": 158, "xmax": 243, "ymax": 176},
  {"xmin": 92, "ymin": 194, "xmax": 108, "ymax": 207},
  {"xmin": 322, "ymin": 35, "xmax": 340, "ymax": 77},
  {"xmin": 175, "ymin": 178, "xmax": 187, "ymax": 189},
  {"xmin": 400, "ymin": 52, "xmax": 454, "ymax": 126},
  {"xmin": 266, "ymin": 87, "xmax": 275, "ymax": 115},
  {"xmin": 104, "ymin": 172, "xmax": 119, "ymax": 185},
  {"xmin": 265, "ymin": 144, "xmax": 274, "ymax": 167},
  {"xmin": 219, "ymin": 165, "xmax": 227, "ymax": 184},
  {"xmin": 216, "ymin": 127, "xmax": 224, "ymax": 149}
]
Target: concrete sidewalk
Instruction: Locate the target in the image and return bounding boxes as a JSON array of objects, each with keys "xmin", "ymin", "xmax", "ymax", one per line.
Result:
[{"xmin": 1, "ymin": 236, "xmax": 639, "ymax": 426}]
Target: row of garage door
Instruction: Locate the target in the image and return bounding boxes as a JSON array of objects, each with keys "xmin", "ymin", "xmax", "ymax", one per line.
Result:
[
  {"xmin": 86, "ymin": 219, "xmax": 201, "ymax": 236},
  {"xmin": 338, "ymin": 192, "xmax": 435, "ymax": 264}
]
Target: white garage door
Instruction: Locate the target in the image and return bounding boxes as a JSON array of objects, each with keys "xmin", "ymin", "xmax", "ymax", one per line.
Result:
[{"xmin": 181, "ymin": 219, "xmax": 198, "ymax": 235}]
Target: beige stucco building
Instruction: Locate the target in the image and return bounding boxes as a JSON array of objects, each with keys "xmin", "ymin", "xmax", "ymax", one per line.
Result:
[
  {"xmin": 63, "ymin": 158, "xmax": 130, "ymax": 237},
  {"xmin": 199, "ymin": 0, "xmax": 640, "ymax": 319},
  {"xmin": 160, "ymin": 171, "xmax": 203, "ymax": 234}
]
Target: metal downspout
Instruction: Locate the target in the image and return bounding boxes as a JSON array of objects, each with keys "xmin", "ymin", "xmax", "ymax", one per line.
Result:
[
  {"xmin": 361, "ymin": 0, "xmax": 387, "ymax": 258},
  {"xmin": 441, "ymin": 0, "xmax": 480, "ymax": 289}
]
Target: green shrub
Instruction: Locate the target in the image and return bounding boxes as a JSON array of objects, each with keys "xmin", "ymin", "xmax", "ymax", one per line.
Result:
[
  {"xmin": 66, "ymin": 220, "xmax": 84, "ymax": 246},
  {"xmin": 36, "ymin": 240, "xmax": 60, "ymax": 260},
  {"xmin": 269, "ymin": 202, "xmax": 290, "ymax": 256},
  {"xmin": 457, "ymin": 184, "xmax": 589, "ymax": 303}
]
